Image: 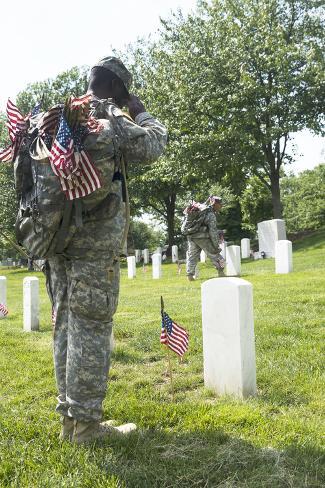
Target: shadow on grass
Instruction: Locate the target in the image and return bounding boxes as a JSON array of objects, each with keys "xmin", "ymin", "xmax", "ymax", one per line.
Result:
[{"xmin": 87, "ymin": 428, "xmax": 324, "ymax": 487}]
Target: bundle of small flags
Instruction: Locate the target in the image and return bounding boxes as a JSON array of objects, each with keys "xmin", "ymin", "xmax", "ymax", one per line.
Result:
[
  {"xmin": 0, "ymin": 303, "xmax": 9, "ymax": 319},
  {"xmin": 0, "ymin": 94, "xmax": 105, "ymax": 201},
  {"xmin": 160, "ymin": 311, "xmax": 189, "ymax": 357},
  {"xmin": 49, "ymin": 112, "xmax": 102, "ymax": 200}
]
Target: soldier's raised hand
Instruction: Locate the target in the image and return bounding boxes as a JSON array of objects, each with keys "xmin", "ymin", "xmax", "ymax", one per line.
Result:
[{"xmin": 126, "ymin": 95, "xmax": 146, "ymax": 119}]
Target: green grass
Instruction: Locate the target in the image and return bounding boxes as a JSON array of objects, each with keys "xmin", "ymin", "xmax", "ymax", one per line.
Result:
[{"xmin": 0, "ymin": 231, "xmax": 324, "ymax": 487}]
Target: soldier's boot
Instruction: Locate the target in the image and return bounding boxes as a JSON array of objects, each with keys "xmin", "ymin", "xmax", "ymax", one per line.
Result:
[
  {"xmin": 72, "ymin": 420, "xmax": 137, "ymax": 445},
  {"xmin": 187, "ymin": 274, "xmax": 195, "ymax": 282},
  {"xmin": 217, "ymin": 268, "xmax": 225, "ymax": 277},
  {"xmin": 60, "ymin": 416, "xmax": 74, "ymax": 441}
]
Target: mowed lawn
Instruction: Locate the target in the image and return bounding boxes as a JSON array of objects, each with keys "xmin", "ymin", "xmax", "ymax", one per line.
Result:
[{"xmin": 0, "ymin": 231, "xmax": 324, "ymax": 487}]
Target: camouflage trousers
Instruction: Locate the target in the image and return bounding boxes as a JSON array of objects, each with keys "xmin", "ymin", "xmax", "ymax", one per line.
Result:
[
  {"xmin": 186, "ymin": 237, "xmax": 225, "ymax": 276},
  {"xmin": 45, "ymin": 252, "xmax": 120, "ymax": 422}
]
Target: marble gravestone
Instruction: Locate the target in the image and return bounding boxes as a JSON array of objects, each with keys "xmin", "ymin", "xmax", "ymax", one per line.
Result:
[
  {"xmin": 220, "ymin": 241, "xmax": 227, "ymax": 260},
  {"xmin": 135, "ymin": 250, "xmax": 141, "ymax": 263},
  {"xmin": 152, "ymin": 253, "xmax": 162, "ymax": 279},
  {"xmin": 201, "ymin": 278, "xmax": 257, "ymax": 398},
  {"xmin": 275, "ymin": 240, "xmax": 293, "ymax": 274},
  {"xmin": 241, "ymin": 238, "xmax": 250, "ymax": 259},
  {"xmin": 127, "ymin": 256, "xmax": 136, "ymax": 279},
  {"xmin": 172, "ymin": 245, "xmax": 178, "ymax": 263},
  {"xmin": 258, "ymin": 219, "xmax": 286, "ymax": 258},
  {"xmin": 23, "ymin": 277, "xmax": 39, "ymax": 332},
  {"xmin": 200, "ymin": 250, "xmax": 206, "ymax": 263},
  {"xmin": 0, "ymin": 276, "xmax": 6, "ymax": 306},
  {"xmin": 226, "ymin": 245, "xmax": 241, "ymax": 276}
]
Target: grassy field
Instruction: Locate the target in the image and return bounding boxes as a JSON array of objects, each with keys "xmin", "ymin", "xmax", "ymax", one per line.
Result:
[{"xmin": 0, "ymin": 231, "xmax": 324, "ymax": 487}]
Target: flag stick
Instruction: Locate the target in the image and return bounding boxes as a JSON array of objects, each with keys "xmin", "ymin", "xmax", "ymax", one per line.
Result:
[{"xmin": 161, "ymin": 296, "xmax": 175, "ymax": 402}]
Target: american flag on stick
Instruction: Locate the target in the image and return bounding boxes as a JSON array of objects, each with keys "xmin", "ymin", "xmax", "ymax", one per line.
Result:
[
  {"xmin": 0, "ymin": 99, "xmax": 42, "ymax": 162},
  {"xmin": 0, "ymin": 303, "xmax": 8, "ymax": 319},
  {"xmin": 160, "ymin": 302, "xmax": 189, "ymax": 357},
  {"xmin": 49, "ymin": 114, "xmax": 102, "ymax": 200},
  {"xmin": 0, "ymin": 99, "xmax": 26, "ymax": 162}
]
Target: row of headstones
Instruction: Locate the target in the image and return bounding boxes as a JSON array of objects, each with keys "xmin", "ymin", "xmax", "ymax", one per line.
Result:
[
  {"xmin": 0, "ymin": 274, "xmax": 257, "ymax": 399},
  {"xmin": 128, "ymin": 239, "xmax": 293, "ymax": 279},
  {"xmin": 133, "ymin": 246, "xmax": 179, "ymax": 265},
  {"xmin": 0, "ymin": 276, "xmax": 39, "ymax": 331},
  {"xmin": 0, "ymin": 259, "xmax": 24, "ymax": 267}
]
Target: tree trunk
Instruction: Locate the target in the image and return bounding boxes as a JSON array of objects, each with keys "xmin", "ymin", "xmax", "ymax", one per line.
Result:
[
  {"xmin": 164, "ymin": 193, "xmax": 176, "ymax": 250},
  {"xmin": 270, "ymin": 172, "xmax": 283, "ymax": 219}
]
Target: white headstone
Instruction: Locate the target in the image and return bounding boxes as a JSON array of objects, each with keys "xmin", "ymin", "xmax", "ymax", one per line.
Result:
[
  {"xmin": 152, "ymin": 253, "xmax": 162, "ymax": 279},
  {"xmin": 143, "ymin": 249, "xmax": 149, "ymax": 264},
  {"xmin": 200, "ymin": 250, "xmax": 206, "ymax": 263},
  {"xmin": 201, "ymin": 277, "xmax": 257, "ymax": 398},
  {"xmin": 23, "ymin": 277, "xmax": 39, "ymax": 332},
  {"xmin": 241, "ymin": 238, "xmax": 251, "ymax": 259},
  {"xmin": 156, "ymin": 247, "xmax": 162, "ymax": 255},
  {"xmin": 258, "ymin": 219, "xmax": 286, "ymax": 258},
  {"xmin": 226, "ymin": 245, "xmax": 241, "ymax": 276},
  {"xmin": 0, "ymin": 276, "xmax": 7, "ymax": 306},
  {"xmin": 135, "ymin": 250, "xmax": 141, "ymax": 263},
  {"xmin": 172, "ymin": 245, "xmax": 178, "ymax": 263},
  {"xmin": 220, "ymin": 241, "xmax": 227, "ymax": 260},
  {"xmin": 275, "ymin": 240, "xmax": 293, "ymax": 274},
  {"xmin": 253, "ymin": 252, "xmax": 260, "ymax": 260},
  {"xmin": 127, "ymin": 256, "xmax": 136, "ymax": 279}
]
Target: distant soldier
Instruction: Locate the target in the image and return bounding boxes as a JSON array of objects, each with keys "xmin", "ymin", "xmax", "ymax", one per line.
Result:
[{"xmin": 182, "ymin": 196, "xmax": 225, "ymax": 281}]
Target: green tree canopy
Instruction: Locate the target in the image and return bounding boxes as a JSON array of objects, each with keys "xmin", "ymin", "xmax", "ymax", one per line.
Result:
[{"xmin": 281, "ymin": 164, "xmax": 325, "ymax": 233}]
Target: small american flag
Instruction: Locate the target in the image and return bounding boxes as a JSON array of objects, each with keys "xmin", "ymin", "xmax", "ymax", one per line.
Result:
[
  {"xmin": 0, "ymin": 303, "xmax": 8, "ymax": 319},
  {"xmin": 70, "ymin": 93, "xmax": 92, "ymax": 109},
  {"xmin": 0, "ymin": 100, "xmax": 41, "ymax": 162},
  {"xmin": 0, "ymin": 146, "xmax": 12, "ymax": 162},
  {"xmin": 50, "ymin": 114, "xmax": 101, "ymax": 200},
  {"xmin": 0, "ymin": 99, "xmax": 26, "ymax": 162},
  {"xmin": 160, "ymin": 311, "xmax": 189, "ymax": 357}
]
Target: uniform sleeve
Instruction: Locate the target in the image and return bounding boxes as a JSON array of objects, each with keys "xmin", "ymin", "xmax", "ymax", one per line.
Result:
[
  {"xmin": 116, "ymin": 111, "xmax": 168, "ymax": 164},
  {"xmin": 205, "ymin": 211, "xmax": 219, "ymax": 247}
]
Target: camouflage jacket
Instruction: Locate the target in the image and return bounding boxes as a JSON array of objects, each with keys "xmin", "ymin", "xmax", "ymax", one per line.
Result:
[{"xmin": 15, "ymin": 98, "xmax": 167, "ymax": 259}]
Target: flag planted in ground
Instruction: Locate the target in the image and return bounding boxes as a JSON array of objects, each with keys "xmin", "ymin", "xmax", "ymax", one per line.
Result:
[
  {"xmin": 0, "ymin": 303, "xmax": 8, "ymax": 319},
  {"xmin": 160, "ymin": 311, "xmax": 189, "ymax": 357}
]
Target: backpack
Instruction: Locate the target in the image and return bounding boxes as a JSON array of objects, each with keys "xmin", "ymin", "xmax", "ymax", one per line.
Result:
[
  {"xmin": 181, "ymin": 202, "xmax": 210, "ymax": 236},
  {"xmin": 14, "ymin": 109, "xmax": 121, "ymax": 259}
]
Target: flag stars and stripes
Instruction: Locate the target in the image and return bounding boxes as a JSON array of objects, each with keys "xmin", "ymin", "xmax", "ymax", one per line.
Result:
[
  {"xmin": 49, "ymin": 114, "xmax": 101, "ymax": 200},
  {"xmin": 160, "ymin": 311, "xmax": 189, "ymax": 357}
]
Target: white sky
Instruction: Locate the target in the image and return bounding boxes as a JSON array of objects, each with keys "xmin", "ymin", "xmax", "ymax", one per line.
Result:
[{"xmin": 0, "ymin": 0, "xmax": 323, "ymax": 174}]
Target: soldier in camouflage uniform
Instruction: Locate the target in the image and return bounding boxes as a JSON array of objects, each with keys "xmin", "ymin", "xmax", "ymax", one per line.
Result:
[
  {"xmin": 44, "ymin": 57, "xmax": 168, "ymax": 443},
  {"xmin": 186, "ymin": 196, "xmax": 225, "ymax": 281}
]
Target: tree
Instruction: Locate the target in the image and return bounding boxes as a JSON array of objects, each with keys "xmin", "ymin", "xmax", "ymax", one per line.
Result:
[
  {"xmin": 240, "ymin": 176, "xmax": 274, "ymax": 234},
  {"xmin": 152, "ymin": 0, "xmax": 324, "ymax": 218},
  {"xmin": 129, "ymin": 219, "xmax": 165, "ymax": 250},
  {"xmin": 281, "ymin": 164, "xmax": 325, "ymax": 233},
  {"xmin": 15, "ymin": 66, "xmax": 89, "ymax": 113}
]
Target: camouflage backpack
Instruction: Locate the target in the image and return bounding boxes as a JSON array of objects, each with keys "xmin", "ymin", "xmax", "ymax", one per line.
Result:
[
  {"xmin": 181, "ymin": 202, "xmax": 210, "ymax": 236},
  {"xmin": 14, "ymin": 103, "xmax": 123, "ymax": 259}
]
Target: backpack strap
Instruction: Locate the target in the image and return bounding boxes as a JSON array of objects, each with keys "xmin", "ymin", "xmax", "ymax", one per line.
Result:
[{"xmin": 54, "ymin": 200, "xmax": 73, "ymax": 253}]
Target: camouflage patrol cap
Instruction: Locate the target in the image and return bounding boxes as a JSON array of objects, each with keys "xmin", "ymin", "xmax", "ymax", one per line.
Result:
[{"xmin": 92, "ymin": 56, "xmax": 132, "ymax": 92}]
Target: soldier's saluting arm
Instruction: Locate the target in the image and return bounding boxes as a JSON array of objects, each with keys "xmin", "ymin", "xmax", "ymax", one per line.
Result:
[{"xmin": 115, "ymin": 94, "xmax": 168, "ymax": 164}]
